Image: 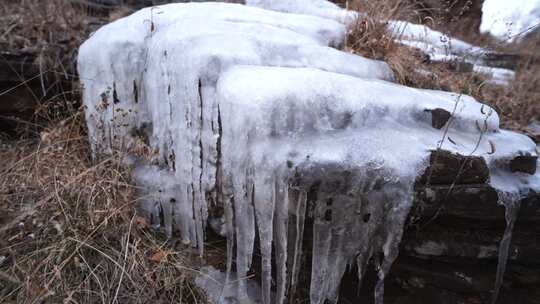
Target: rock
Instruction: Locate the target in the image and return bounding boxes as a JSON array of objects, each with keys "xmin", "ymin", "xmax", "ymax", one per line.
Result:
[
  {"xmin": 481, "ymin": 53, "xmax": 522, "ymax": 70},
  {"xmin": 411, "ymin": 0, "xmax": 484, "ymax": 38},
  {"xmin": 418, "ymin": 150, "xmax": 489, "ymax": 185},
  {"xmin": 0, "ymin": 51, "xmax": 41, "ymax": 132},
  {"xmin": 509, "ymin": 154, "xmax": 538, "ymax": 175},
  {"xmin": 427, "ymin": 108, "xmax": 452, "ymax": 129}
]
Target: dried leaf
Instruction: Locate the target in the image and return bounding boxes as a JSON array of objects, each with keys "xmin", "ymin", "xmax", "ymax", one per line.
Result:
[
  {"xmin": 134, "ymin": 216, "xmax": 148, "ymax": 228},
  {"xmin": 149, "ymin": 250, "xmax": 169, "ymax": 263}
]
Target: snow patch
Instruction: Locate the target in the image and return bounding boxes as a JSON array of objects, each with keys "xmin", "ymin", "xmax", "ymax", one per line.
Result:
[
  {"xmin": 245, "ymin": 0, "xmax": 357, "ymax": 25},
  {"xmin": 481, "ymin": 0, "xmax": 540, "ymax": 41},
  {"xmin": 389, "ymin": 20, "xmax": 484, "ymax": 58},
  {"xmin": 473, "ymin": 65, "xmax": 515, "ymax": 86}
]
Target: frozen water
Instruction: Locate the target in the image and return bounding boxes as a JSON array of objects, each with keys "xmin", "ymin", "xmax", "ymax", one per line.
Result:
[
  {"xmin": 245, "ymin": 0, "xmax": 357, "ymax": 25},
  {"xmin": 473, "ymin": 65, "xmax": 515, "ymax": 86},
  {"xmin": 78, "ymin": 2, "xmax": 539, "ymax": 304},
  {"xmin": 195, "ymin": 266, "xmax": 266, "ymax": 304},
  {"xmin": 389, "ymin": 20, "xmax": 517, "ymax": 87},
  {"xmin": 389, "ymin": 20, "xmax": 485, "ymax": 59},
  {"xmin": 481, "ymin": 0, "xmax": 540, "ymax": 41},
  {"xmin": 491, "ymin": 192, "xmax": 521, "ymax": 304}
]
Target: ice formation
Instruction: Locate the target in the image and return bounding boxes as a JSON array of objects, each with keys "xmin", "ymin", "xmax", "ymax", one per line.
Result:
[
  {"xmin": 245, "ymin": 0, "xmax": 356, "ymax": 24},
  {"xmin": 389, "ymin": 20, "xmax": 485, "ymax": 60},
  {"xmin": 473, "ymin": 65, "xmax": 515, "ymax": 86},
  {"xmin": 78, "ymin": 1, "xmax": 539, "ymax": 304},
  {"xmin": 481, "ymin": 0, "xmax": 540, "ymax": 41},
  {"xmin": 388, "ymin": 20, "xmax": 517, "ymax": 85},
  {"xmin": 195, "ymin": 266, "xmax": 266, "ymax": 304}
]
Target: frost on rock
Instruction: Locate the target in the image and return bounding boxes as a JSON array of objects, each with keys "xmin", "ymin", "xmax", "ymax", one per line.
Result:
[{"xmin": 78, "ymin": 2, "xmax": 539, "ymax": 304}]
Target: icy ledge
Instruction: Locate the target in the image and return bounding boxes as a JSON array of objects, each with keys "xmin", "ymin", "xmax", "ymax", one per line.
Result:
[
  {"xmin": 246, "ymin": 0, "xmax": 518, "ymax": 86},
  {"xmin": 78, "ymin": 2, "xmax": 539, "ymax": 304}
]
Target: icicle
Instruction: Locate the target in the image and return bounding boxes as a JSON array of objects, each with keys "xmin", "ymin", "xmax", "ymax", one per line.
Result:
[
  {"xmin": 374, "ymin": 238, "xmax": 400, "ymax": 304},
  {"xmin": 221, "ymin": 176, "xmax": 236, "ymax": 303},
  {"xmin": 491, "ymin": 191, "xmax": 521, "ymax": 304},
  {"xmin": 160, "ymin": 194, "xmax": 173, "ymax": 238},
  {"xmin": 233, "ymin": 175, "xmax": 256, "ymax": 302},
  {"xmin": 193, "ymin": 186, "xmax": 205, "ymax": 254},
  {"xmin": 185, "ymin": 184, "xmax": 198, "ymax": 246},
  {"xmin": 356, "ymin": 247, "xmax": 373, "ymax": 291},
  {"xmin": 288, "ymin": 190, "xmax": 307, "ymax": 302},
  {"xmin": 194, "ymin": 78, "xmax": 208, "ymax": 256},
  {"xmin": 172, "ymin": 191, "xmax": 191, "ymax": 245},
  {"xmin": 374, "ymin": 185, "xmax": 414, "ymax": 304},
  {"xmin": 309, "ymin": 188, "xmax": 338, "ymax": 304},
  {"xmin": 253, "ymin": 172, "xmax": 276, "ymax": 304},
  {"xmin": 274, "ymin": 176, "xmax": 290, "ymax": 304}
]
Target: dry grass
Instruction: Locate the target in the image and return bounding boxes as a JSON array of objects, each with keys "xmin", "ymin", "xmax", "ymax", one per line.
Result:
[
  {"xmin": 0, "ymin": 0, "xmax": 90, "ymax": 82},
  {"xmin": 0, "ymin": 0, "xmax": 87, "ymax": 47},
  {"xmin": 0, "ymin": 108, "xmax": 207, "ymax": 303}
]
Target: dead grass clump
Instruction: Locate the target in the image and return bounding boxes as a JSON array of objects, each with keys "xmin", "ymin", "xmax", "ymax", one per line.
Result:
[
  {"xmin": 0, "ymin": 0, "xmax": 92, "ymax": 93},
  {"xmin": 0, "ymin": 0, "xmax": 93, "ymax": 135},
  {"xmin": 482, "ymin": 62, "xmax": 540, "ymax": 132},
  {"xmin": 346, "ymin": 0, "xmax": 435, "ymax": 84},
  {"xmin": 347, "ymin": 0, "xmax": 409, "ymax": 61},
  {"xmin": 0, "ymin": 0, "xmax": 89, "ymax": 52},
  {"xmin": 0, "ymin": 109, "xmax": 205, "ymax": 303}
]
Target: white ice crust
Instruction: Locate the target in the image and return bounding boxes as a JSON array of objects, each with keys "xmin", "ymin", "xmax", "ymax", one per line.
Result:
[
  {"xmin": 481, "ymin": 0, "xmax": 540, "ymax": 41},
  {"xmin": 78, "ymin": 2, "xmax": 539, "ymax": 304},
  {"xmin": 247, "ymin": 0, "xmax": 518, "ymax": 85},
  {"xmin": 389, "ymin": 20, "xmax": 484, "ymax": 58},
  {"xmin": 245, "ymin": 0, "xmax": 357, "ymax": 24}
]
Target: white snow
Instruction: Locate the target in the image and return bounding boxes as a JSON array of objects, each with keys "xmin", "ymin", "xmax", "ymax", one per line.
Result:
[
  {"xmin": 481, "ymin": 0, "xmax": 540, "ymax": 41},
  {"xmin": 389, "ymin": 20, "xmax": 484, "ymax": 58},
  {"xmin": 78, "ymin": 2, "xmax": 539, "ymax": 304},
  {"xmin": 473, "ymin": 65, "xmax": 515, "ymax": 86},
  {"xmin": 245, "ymin": 0, "xmax": 357, "ymax": 25}
]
